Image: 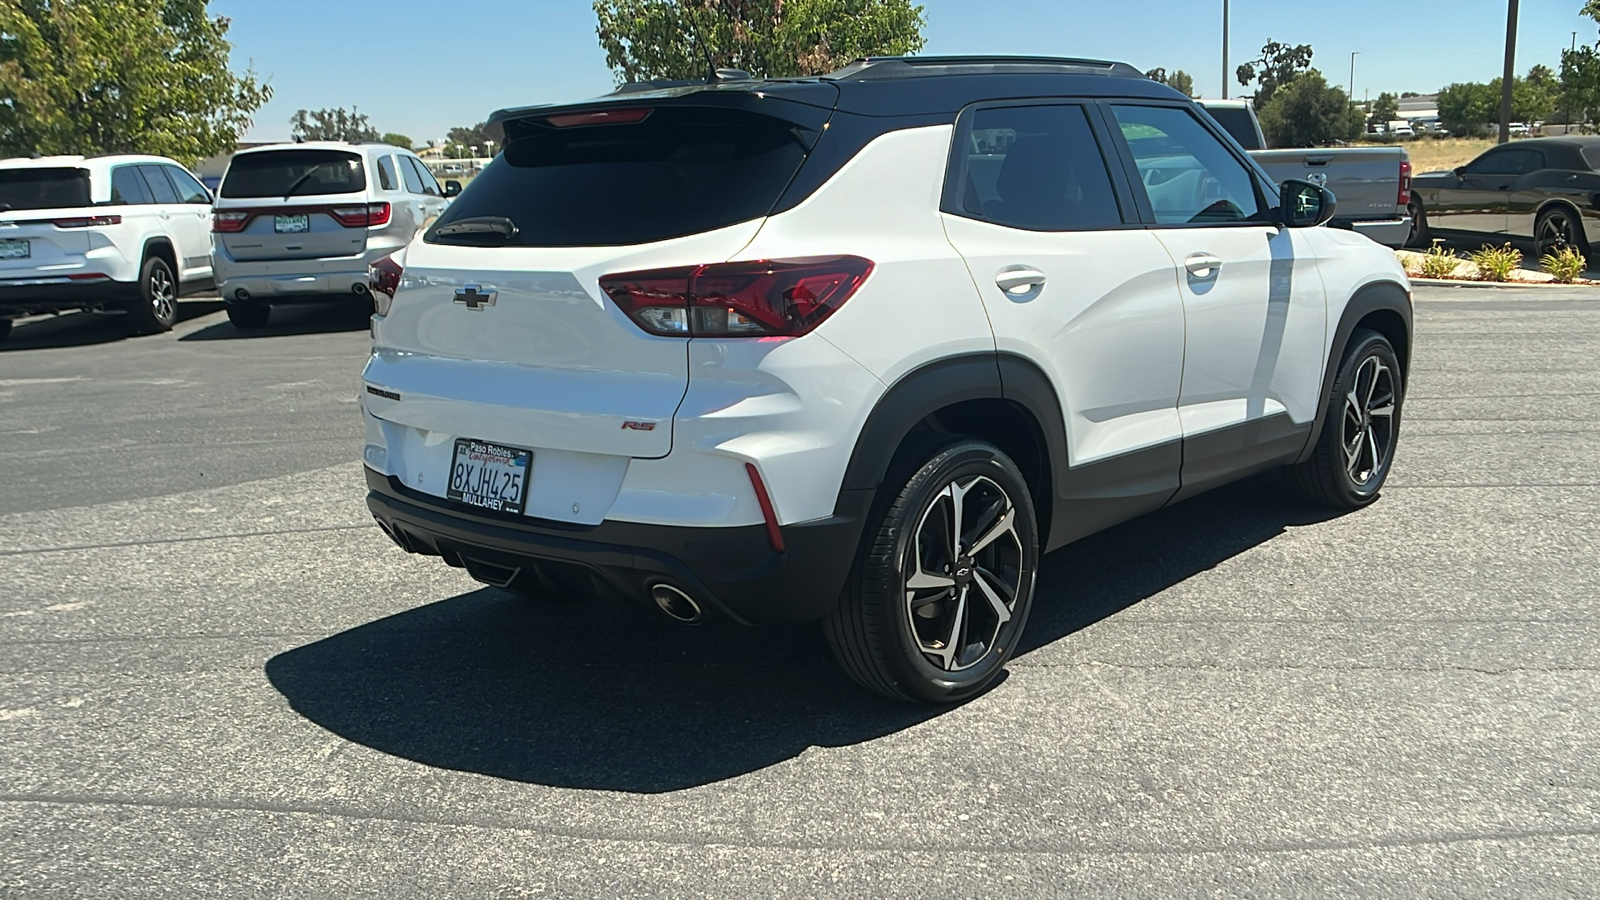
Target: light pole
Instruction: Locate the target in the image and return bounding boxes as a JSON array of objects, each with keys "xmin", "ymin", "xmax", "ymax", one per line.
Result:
[
  {"xmin": 1499, "ymin": 0, "xmax": 1519, "ymax": 144},
  {"xmin": 1221, "ymin": 0, "xmax": 1229, "ymax": 100},
  {"xmin": 1349, "ymin": 51, "xmax": 1360, "ymax": 102}
]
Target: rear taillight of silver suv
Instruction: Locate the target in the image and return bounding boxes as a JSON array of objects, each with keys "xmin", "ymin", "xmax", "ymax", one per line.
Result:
[
  {"xmin": 600, "ymin": 256, "xmax": 874, "ymax": 337},
  {"xmin": 213, "ymin": 203, "xmax": 392, "ymax": 233}
]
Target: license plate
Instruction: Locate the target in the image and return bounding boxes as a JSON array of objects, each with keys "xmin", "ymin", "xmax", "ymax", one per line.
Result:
[
  {"xmin": 447, "ymin": 438, "xmax": 531, "ymax": 515},
  {"xmin": 0, "ymin": 239, "xmax": 29, "ymax": 260},
  {"xmin": 274, "ymin": 214, "xmax": 310, "ymax": 234}
]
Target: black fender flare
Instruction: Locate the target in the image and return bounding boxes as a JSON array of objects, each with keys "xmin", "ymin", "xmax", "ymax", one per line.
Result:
[{"xmin": 1296, "ymin": 279, "xmax": 1412, "ymax": 464}]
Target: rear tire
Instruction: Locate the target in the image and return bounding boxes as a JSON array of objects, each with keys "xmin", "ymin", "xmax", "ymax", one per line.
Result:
[
  {"xmin": 1283, "ymin": 328, "xmax": 1404, "ymax": 509},
  {"xmin": 226, "ymin": 299, "xmax": 270, "ymax": 329},
  {"xmin": 1535, "ymin": 206, "xmax": 1588, "ymax": 261},
  {"xmin": 125, "ymin": 256, "xmax": 178, "ymax": 335},
  {"xmin": 0, "ymin": 318, "xmax": 11, "ymax": 341},
  {"xmin": 1405, "ymin": 196, "xmax": 1431, "ymax": 249},
  {"xmin": 825, "ymin": 438, "xmax": 1039, "ymax": 703}
]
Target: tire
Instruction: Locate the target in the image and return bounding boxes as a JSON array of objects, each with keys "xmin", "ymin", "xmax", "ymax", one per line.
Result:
[
  {"xmin": 1405, "ymin": 196, "xmax": 1431, "ymax": 249},
  {"xmin": 0, "ymin": 318, "xmax": 11, "ymax": 341},
  {"xmin": 125, "ymin": 256, "xmax": 178, "ymax": 335},
  {"xmin": 824, "ymin": 438, "xmax": 1039, "ymax": 703},
  {"xmin": 225, "ymin": 299, "xmax": 271, "ymax": 329},
  {"xmin": 1283, "ymin": 328, "xmax": 1404, "ymax": 509},
  {"xmin": 1535, "ymin": 206, "xmax": 1588, "ymax": 261}
]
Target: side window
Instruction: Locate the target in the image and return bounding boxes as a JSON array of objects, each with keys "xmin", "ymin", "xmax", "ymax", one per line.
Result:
[
  {"xmin": 1465, "ymin": 149, "xmax": 1541, "ymax": 176},
  {"xmin": 376, "ymin": 155, "xmax": 399, "ymax": 191},
  {"xmin": 398, "ymin": 156, "xmax": 426, "ymax": 194},
  {"xmin": 403, "ymin": 156, "xmax": 440, "ymax": 196},
  {"xmin": 164, "ymin": 166, "xmax": 210, "ymax": 203},
  {"xmin": 1110, "ymin": 104, "xmax": 1266, "ymax": 225},
  {"xmin": 958, "ymin": 105, "xmax": 1123, "ymax": 231},
  {"xmin": 109, "ymin": 166, "xmax": 154, "ymax": 205},
  {"xmin": 137, "ymin": 164, "xmax": 181, "ymax": 204}
]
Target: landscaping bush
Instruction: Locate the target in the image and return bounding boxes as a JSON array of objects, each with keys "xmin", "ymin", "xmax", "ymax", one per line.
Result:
[
  {"xmin": 1468, "ymin": 244, "xmax": 1522, "ymax": 282},
  {"xmin": 1540, "ymin": 246, "xmax": 1587, "ymax": 283}
]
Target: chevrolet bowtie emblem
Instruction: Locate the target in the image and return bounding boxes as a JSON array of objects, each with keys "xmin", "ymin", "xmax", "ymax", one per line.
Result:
[{"xmin": 454, "ymin": 284, "xmax": 498, "ymax": 309}]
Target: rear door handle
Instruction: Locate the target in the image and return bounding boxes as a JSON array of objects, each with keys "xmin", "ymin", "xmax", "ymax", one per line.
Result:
[
  {"xmin": 996, "ymin": 267, "xmax": 1047, "ymax": 297},
  {"xmin": 1185, "ymin": 254, "xmax": 1223, "ymax": 278}
]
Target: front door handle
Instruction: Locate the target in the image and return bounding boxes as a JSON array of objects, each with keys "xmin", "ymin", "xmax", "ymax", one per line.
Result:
[
  {"xmin": 996, "ymin": 267, "xmax": 1047, "ymax": 297},
  {"xmin": 1185, "ymin": 254, "xmax": 1223, "ymax": 278}
]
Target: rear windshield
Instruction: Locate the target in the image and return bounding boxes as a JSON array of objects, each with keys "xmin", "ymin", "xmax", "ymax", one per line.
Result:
[
  {"xmin": 429, "ymin": 107, "xmax": 808, "ymax": 247},
  {"xmin": 1204, "ymin": 106, "xmax": 1262, "ymax": 150},
  {"xmin": 221, "ymin": 149, "xmax": 365, "ymax": 198},
  {"xmin": 0, "ymin": 168, "xmax": 92, "ymax": 211}
]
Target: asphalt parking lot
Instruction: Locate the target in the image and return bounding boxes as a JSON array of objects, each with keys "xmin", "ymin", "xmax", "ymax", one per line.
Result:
[{"xmin": 2, "ymin": 285, "xmax": 1598, "ymax": 898}]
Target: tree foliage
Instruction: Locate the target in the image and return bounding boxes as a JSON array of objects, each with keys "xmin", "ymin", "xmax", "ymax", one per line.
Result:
[
  {"xmin": 1145, "ymin": 67, "xmax": 1194, "ymax": 98},
  {"xmin": 444, "ymin": 121, "xmax": 503, "ymax": 156},
  {"xmin": 1438, "ymin": 72, "xmax": 1557, "ymax": 137},
  {"xmin": 1367, "ymin": 91, "xmax": 1399, "ymax": 129},
  {"xmin": 1235, "ymin": 39, "xmax": 1314, "ymax": 108},
  {"xmin": 381, "ymin": 132, "xmax": 414, "ymax": 150},
  {"xmin": 0, "ymin": 0, "xmax": 269, "ymax": 165},
  {"xmin": 1255, "ymin": 69, "xmax": 1359, "ymax": 148},
  {"xmin": 593, "ymin": 0, "xmax": 926, "ymax": 83},
  {"xmin": 290, "ymin": 107, "xmax": 379, "ymax": 142}
]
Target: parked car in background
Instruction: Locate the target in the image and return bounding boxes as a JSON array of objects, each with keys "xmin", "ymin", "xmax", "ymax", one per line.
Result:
[
  {"xmin": 211, "ymin": 141, "xmax": 460, "ymax": 329},
  {"xmin": 0, "ymin": 154, "xmax": 213, "ymax": 340},
  {"xmin": 362, "ymin": 56, "xmax": 1412, "ymax": 702},
  {"xmin": 1408, "ymin": 136, "xmax": 1600, "ymax": 259},
  {"xmin": 1200, "ymin": 99, "xmax": 1412, "ymax": 248}
]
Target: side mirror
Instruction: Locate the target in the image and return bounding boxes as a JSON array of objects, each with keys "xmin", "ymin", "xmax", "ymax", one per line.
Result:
[
  {"xmin": 1453, "ymin": 166, "xmax": 1467, "ymax": 176},
  {"xmin": 443, "ymin": 180, "xmax": 462, "ymax": 198},
  {"xmin": 1278, "ymin": 179, "xmax": 1337, "ymax": 228}
]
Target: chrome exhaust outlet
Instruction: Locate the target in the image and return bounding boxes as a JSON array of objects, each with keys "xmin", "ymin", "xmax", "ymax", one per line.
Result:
[
  {"xmin": 352, "ymin": 282, "xmax": 369, "ymax": 296},
  {"xmin": 650, "ymin": 583, "xmax": 704, "ymax": 625},
  {"xmin": 233, "ymin": 288, "xmax": 251, "ymax": 301}
]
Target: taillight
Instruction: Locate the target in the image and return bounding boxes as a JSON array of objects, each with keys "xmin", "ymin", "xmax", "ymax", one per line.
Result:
[
  {"xmin": 368, "ymin": 254, "xmax": 402, "ymax": 316},
  {"xmin": 1398, "ymin": 160, "xmax": 1412, "ymax": 207},
  {"xmin": 330, "ymin": 202, "xmax": 390, "ymax": 228},
  {"xmin": 600, "ymin": 256, "xmax": 874, "ymax": 337},
  {"xmin": 212, "ymin": 210, "xmax": 249, "ymax": 233},
  {"xmin": 52, "ymin": 216, "xmax": 121, "ymax": 228}
]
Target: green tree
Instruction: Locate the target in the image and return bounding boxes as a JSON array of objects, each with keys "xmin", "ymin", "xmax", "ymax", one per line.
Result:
[
  {"xmin": 593, "ymin": 0, "xmax": 926, "ymax": 83},
  {"xmin": 1235, "ymin": 39, "xmax": 1314, "ymax": 107},
  {"xmin": 1255, "ymin": 69, "xmax": 1359, "ymax": 148},
  {"xmin": 1146, "ymin": 67, "xmax": 1195, "ymax": 97},
  {"xmin": 1438, "ymin": 81, "xmax": 1498, "ymax": 137},
  {"xmin": 1368, "ymin": 91, "xmax": 1399, "ymax": 129},
  {"xmin": 445, "ymin": 121, "xmax": 503, "ymax": 156},
  {"xmin": 381, "ymin": 132, "xmax": 414, "ymax": 150},
  {"xmin": 0, "ymin": 0, "xmax": 270, "ymax": 166},
  {"xmin": 290, "ymin": 107, "xmax": 379, "ymax": 142}
]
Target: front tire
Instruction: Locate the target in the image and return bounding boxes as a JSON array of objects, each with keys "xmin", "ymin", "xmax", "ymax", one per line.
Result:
[
  {"xmin": 125, "ymin": 256, "xmax": 178, "ymax": 334},
  {"xmin": 825, "ymin": 439, "xmax": 1039, "ymax": 703},
  {"xmin": 1283, "ymin": 329, "xmax": 1404, "ymax": 509}
]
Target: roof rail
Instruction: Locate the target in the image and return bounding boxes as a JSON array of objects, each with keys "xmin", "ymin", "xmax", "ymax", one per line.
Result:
[{"xmin": 823, "ymin": 56, "xmax": 1144, "ymax": 80}]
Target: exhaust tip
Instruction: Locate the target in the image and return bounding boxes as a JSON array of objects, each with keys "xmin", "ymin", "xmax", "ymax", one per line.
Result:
[
  {"xmin": 651, "ymin": 583, "xmax": 704, "ymax": 625},
  {"xmin": 233, "ymin": 288, "xmax": 251, "ymax": 301},
  {"xmin": 352, "ymin": 282, "xmax": 370, "ymax": 296}
]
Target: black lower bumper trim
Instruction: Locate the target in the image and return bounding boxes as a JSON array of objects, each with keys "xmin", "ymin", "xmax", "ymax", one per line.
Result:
[
  {"xmin": 0, "ymin": 281, "xmax": 137, "ymax": 316},
  {"xmin": 365, "ymin": 468, "xmax": 869, "ymax": 625}
]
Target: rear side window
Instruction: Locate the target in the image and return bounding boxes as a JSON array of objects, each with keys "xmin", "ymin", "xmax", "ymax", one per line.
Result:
[
  {"xmin": 376, "ymin": 156, "xmax": 398, "ymax": 191},
  {"xmin": 0, "ymin": 168, "xmax": 91, "ymax": 210},
  {"xmin": 1110, "ymin": 104, "xmax": 1266, "ymax": 225},
  {"xmin": 430, "ymin": 106, "xmax": 808, "ymax": 247},
  {"xmin": 1464, "ymin": 149, "xmax": 1542, "ymax": 176},
  {"xmin": 110, "ymin": 166, "xmax": 154, "ymax": 205},
  {"xmin": 138, "ymin": 165, "xmax": 181, "ymax": 204},
  {"xmin": 961, "ymin": 105, "xmax": 1123, "ymax": 232},
  {"xmin": 221, "ymin": 150, "xmax": 366, "ymax": 198}
]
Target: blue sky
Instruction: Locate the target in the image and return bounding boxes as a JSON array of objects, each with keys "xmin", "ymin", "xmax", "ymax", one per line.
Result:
[{"xmin": 212, "ymin": 0, "xmax": 1599, "ymax": 143}]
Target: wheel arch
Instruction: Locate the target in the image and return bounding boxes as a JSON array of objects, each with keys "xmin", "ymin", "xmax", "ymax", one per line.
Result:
[
  {"xmin": 141, "ymin": 236, "xmax": 179, "ymax": 281},
  {"xmin": 1295, "ymin": 279, "xmax": 1413, "ymax": 465},
  {"xmin": 1533, "ymin": 198, "xmax": 1590, "ymax": 246}
]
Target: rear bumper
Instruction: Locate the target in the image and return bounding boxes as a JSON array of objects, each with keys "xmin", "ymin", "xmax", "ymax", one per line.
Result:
[
  {"xmin": 1342, "ymin": 217, "xmax": 1411, "ymax": 249},
  {"xmin": 0, "ymin": 278, "xmax": 137, "ymax": 316},
  {"xmin": 214, "ymin": 243, "xmax": 399, "ymax": 301},
  {"xmin": 365, "ymin": 466, "xmax": 870, "ymax": 625}
]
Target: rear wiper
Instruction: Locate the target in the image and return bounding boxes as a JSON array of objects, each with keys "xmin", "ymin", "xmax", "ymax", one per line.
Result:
[
  {"xmin": 281, "ymin": 163, "xmax": 329, "ymax": 199},
  {"xmin": 431, "ymin": 216, "xmax": 519, "ymax": 240}
]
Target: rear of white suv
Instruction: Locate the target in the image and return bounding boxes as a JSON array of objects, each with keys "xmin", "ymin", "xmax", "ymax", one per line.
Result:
[
  {"xmin": 211, "ymin": 142, "xmax": 456, "ymax": 329},
  {"xmin": 0, "ymin": 155, "xmax": 213, "ymax": 339}
]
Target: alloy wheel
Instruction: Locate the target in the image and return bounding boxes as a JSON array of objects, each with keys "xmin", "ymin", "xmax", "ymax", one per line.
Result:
[
  {"xmin": 1537, "ymin": 211, "xmax": 1577, "ymax": 257},
  {"xmin": 1341, "ymin": 355, "xmax": 1397, "ymax": 490},
  {"xmin": 149, "ymin": 265, "xmax": 176, "ymax": 323},
  {"xmin": 903, "ymin": 474, "xmax": 1024, "ymax": 672}
]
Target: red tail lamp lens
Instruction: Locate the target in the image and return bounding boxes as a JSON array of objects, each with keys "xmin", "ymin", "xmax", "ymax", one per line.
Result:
[
  {"xmin": 52, "ymin": 215, "xmax": 121, "ymax": 228},
  {"xmin": 1398, "ymin": 160, "xmax": 1412, "ymax": 207},
  {"xmin": 368, "ymin": 254, "xmax": 403, "ymax": 300},
  {"xmin": 600, "ymin": 256, "xmax": 874, "ymax": 337},
  {"xmin": 330, "ymin": 202, "xmax": 390, "ymax": 228},
  {"xmin": 546, "ymin": 108, "xmax": 653, "ymax": 128},
  {"xmin": 212, "ymin": 211, "xmax": 249, "ymax": 232}
]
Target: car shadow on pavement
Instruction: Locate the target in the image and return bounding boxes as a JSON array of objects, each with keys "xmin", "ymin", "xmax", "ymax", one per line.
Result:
[
  {"xmin": 179, "ymin": 302, "xmax": 370, "ymax": 340},
  {"xmin": 0, "ymin": 302, "xmax": 222, "ymax": 351},
  {"xmin": 265, "ymin": 472, "xmax": 1350, "ymax": 794}
]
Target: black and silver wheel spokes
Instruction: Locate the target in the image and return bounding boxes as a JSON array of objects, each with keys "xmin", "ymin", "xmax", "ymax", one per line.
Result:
[
  {"xmin": 1340, "ymin": 355, "xmax": 1397, "ymax": 488},
  {"xmin": 150, "ymin": 266, "xmax": 175, "ymax": 322},
  {"xmin": 904, "ymin": 475, "xmax": 1023, "ymax": 672},
  {"xmin": 1539, "ymin": 212, "xmax": 1575, "ymax": 256}
]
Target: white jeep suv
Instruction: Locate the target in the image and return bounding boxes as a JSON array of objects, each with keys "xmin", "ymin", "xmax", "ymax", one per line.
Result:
[
  {"xmin": 211, "ymin": 141, "xmax": 458, "ymax": 329},
  {"xmin": 361, "ymin": 57, "xmax": 1412, "ymax": 702},
  {"xmin": 0, "ymin": 154, "xmax": 213, "ymax": 339}
]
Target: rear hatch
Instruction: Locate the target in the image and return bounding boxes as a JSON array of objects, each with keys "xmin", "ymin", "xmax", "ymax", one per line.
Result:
[
  {"xmin": 0, "ymin": 168, "xmax": 95, "ymax": 277},
  {"xmin": 215, "ymin": 148, "xmax": 372, "ymax": 261},
  {"xmin": 369, "ymin": 89, "xmax": 835, "ymax": 460}
]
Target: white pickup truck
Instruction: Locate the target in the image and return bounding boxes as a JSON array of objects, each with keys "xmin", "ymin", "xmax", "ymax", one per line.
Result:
[{"xmin": 1201, "ymin": 99, "xmax": 1412, "ymax": 248}]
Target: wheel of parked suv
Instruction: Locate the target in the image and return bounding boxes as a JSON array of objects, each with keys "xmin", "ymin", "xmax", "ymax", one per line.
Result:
[
  {"xmin": 1283, "ymin": 328, "xmax": 1404, "ymax": 509},
  {"xmin": 125, "ymin": 256, "xmax": 178, "ymax": 334},
  {"xmin": 1405, "ymin": 197, "xmax": 1431, "ymax": 249},
  {"xmin": 226, "ymin": 299, "xmax": 271, "ymax": 329},
  {"xmin": 1535, "ymin": 206, "xmax": 1587, "ymax": 260},
  {"xmin": 0, "ymin": 318, "xmax": 11, "ymax": 341},
  {"xmin": 825, "ymin": 438, "xmax": 1039, "ymax": 703}
]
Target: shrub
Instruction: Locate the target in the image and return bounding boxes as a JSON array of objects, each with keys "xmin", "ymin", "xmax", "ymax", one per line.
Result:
[
  {"xmin": 1417, "ymin": 243, "xmax": 1462, "ymax": 279},
  {"xmin": 1539, "ymin": 245, "xmax": 1587, "ymax": 283},
  {"xmin": 1468, "ymin": 243, "xmax": 1522, "ymax": 282}
]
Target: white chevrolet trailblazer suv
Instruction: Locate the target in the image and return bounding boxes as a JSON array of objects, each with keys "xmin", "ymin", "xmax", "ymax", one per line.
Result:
[
  {"xmin": 361, "ymin": 57, "xmax": 1412, "ymax": 702},
  {"xmin": 0, "ymin": 154, "xmax": 214, "ymax": 340},
  {"xmin": 211, "ymin": 142, "xmax": 458, "ymax": 329}
]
